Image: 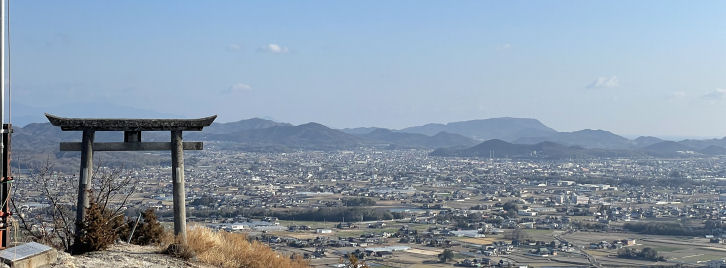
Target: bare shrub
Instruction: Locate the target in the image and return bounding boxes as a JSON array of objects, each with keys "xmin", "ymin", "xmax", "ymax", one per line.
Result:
[
  {"xmin": 12, "ymin": 158, "xmax": 138, "ymax": 253},
  {"xmin": 165, "ymin": 241, "xmax": 196, "ymax": 260},
  {"xmin": 12, "ymin": 159, "xmax": 77, "ymax": 250}
]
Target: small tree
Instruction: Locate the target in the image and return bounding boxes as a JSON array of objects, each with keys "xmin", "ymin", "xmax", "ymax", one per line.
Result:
[
  {"xmin": 502, "ymin": 201, "xmax": 518, "ymax": 212},
  {"xmin": 438, "ymin": 249, "xmax": 454, "ymax": 263},
  {"xmin": 502, "ymin": 201, "xmax": 519, "ymax": 218},
  {"xmin": 640, "ymin": 247, "xmax": 658, "ymax": 260},
  {"xmin": 506, "ymin": 227, "xmax": 530, "ymax": 243},
  {"xmin": 618, "ymin": 247, "xmax": 634, "ymax": 258},
  {"xmin": 342, "ymin": 253, "xmax": 369, "ymax": 268},
  {"xmin": 73, "ymin": 201, "xmax": 125, "ymax": 254},
  {"xmin": 618, "ymin": 247, "xmax": 664, "ymax": 261},
  {"xmin": 128, "ymin": 208, "xmax": 165, "ymax": 245}
]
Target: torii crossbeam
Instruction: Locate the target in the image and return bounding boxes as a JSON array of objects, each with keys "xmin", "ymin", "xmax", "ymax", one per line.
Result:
[{"xmin": 46, "ymin": 113, "xmax": 216, "ymax": 244}]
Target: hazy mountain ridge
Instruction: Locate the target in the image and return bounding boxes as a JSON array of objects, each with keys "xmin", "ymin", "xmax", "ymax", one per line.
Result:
[
  {"xmin": 340, "ymin": 127, "xmax": 380, "ymax": 135},
  {"xmin": 400, "ymin": 117, "xmax": 558, "ymax": 141},
  {"xmin": 513, "ymin": 129, "xmax": 632, "ymax": 149},
  {"xmin": 201, "ymin": 122, "xmax": 363, "ymax": 150},
  {"xmin": 678, "ymin": 137, "xmax": 726, "ymax": 151},
  {"xmin": 356, "ymin": 128, "xmax": 478, "ymax": 149},
  {"xmin": 203, "ymin": 118, "xmax": 292, "ymax": 134},
  {"xmin": 431, "ymin": 139, "xmax": 644, "ymax": 159},
  {"xmin": 633, "ymin": 136, "xmax": 665, "ymax": 148},
  {"xmin": 9, "ymin": 116, "xmax": 726, "ymax": 158},
  {"xmin": 11, "ymin": 117, "xmax": 480, "ymax": 154},
  {"xmin": 433, "ymin": 138, "xmax": 726, "ymax": 159}
]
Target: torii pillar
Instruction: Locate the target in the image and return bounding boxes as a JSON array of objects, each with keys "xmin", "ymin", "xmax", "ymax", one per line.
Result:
[{"xmin": 46, "ymin": 113, "xmax": 216, "ymax": 244}]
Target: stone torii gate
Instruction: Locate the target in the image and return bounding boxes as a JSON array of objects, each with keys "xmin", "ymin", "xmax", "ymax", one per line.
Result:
[{"xmin": 46, "ymin": 113, "xmax": 216, "ymax": 243}]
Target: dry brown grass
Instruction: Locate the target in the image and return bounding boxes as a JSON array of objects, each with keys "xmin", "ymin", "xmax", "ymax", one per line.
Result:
[{"xmin": 164, "ymin": 226, "xmax": 309, "ymax": 268}]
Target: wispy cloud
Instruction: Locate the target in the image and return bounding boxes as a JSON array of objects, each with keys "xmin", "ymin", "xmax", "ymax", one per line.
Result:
[
  {"xmin": 702, "ymin": 88, "xmax": 726, "ymax": 100},
  {"xmin": 587, "ymin": 76, "xmax": 619, "ymax": 89},
  {"xmin": 226, "ymin": 43, "xmax": 241, "ymax": 52},
  {"xmin": 221, "ymin": 83, "xmax": 252, "ymax": 94},
  {"xmin": 668, "ymin": 91, "xmax": 686, "ymax": 99},
  {"xmin": 44, "ymin": 33, "xmax": 72, "ymax": 48},
  {"xmin": 498, "ymin": 43, "xmax": 512, "ymax": 50},
  {"xmin": 258, "ymin": 43, "xmax": 289, "ymax": 54}
]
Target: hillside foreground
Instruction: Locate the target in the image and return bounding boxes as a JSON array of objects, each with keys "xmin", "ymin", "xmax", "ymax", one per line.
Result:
[
  {"xmin": 34, "ymin": 225, "xmax": 309, "ymax": 268},
  {"xmin": 50, "ymin": 243, "xmax": 214, "ymax": 268}
]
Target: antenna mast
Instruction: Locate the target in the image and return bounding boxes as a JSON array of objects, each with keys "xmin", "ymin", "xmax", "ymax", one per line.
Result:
[
  {"xmin": 1, "ymin": 0, "xmax": 6, "ymax": 172},
  {"xmin": 0, "ymin": 0, "xmax": 12, "ymax": 249}
]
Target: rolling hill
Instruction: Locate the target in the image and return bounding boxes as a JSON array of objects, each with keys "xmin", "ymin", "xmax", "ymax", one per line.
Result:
[
  {"xmin": 203, "ymin": 118, "xmax": 291, "ymax": 134},
  {"xmin": 400, "ymin": 117, "xmax": 557, "ymax": 141},
  {"xmin": 357, "ymin": 128, "xmax": 477, "ymax": 148},
  {"xmin": 431, "ymin": 139, "xmax": 643, "ymax": 159},
  {"xmin": 202, "ymin": 122, "xmax": 363, "ymax": 150},
  {"xmin": 513, "ymin": 129, "xmax": 632, "ymax": 149},
  {"xmin": 633, "ymin": 136, "xmax": 665, "ymax": 148}
]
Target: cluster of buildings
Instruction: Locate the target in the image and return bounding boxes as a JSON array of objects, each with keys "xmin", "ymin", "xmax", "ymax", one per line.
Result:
[{"xmin": 11, "ymin": 147, "xmax": 726, "ymax": 266}]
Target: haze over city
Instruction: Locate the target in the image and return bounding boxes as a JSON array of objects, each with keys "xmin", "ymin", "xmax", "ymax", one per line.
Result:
[{"xmin": 7, "ymin": 1, "xmax": 726, "ymax": 138}]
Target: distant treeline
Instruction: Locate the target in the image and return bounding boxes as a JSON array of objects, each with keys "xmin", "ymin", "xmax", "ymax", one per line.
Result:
[
  {"xmin": 342, "ymin": 197, "xmax": 376, "ymax": 206},
  {"xmin": 623, "ymin": 222, "xmax": 704, "ymax": 236},
  {"xmin": 262, "ymin": 207, "xmax": 402, "ymax": 222},
  {"xmin": 617, "ymin": 247, "xmax": 665, "ymax": 261},
  {"xmin": 572, "ymin": 221, "xmax": 608, "ymax": 231},
  {"xmin": 166, "ymin": 207, "xmax": 403, "ymax": 222},
  {"xmin": 526, "ymin": 175, "xmax": 726, "ymax": 188}
]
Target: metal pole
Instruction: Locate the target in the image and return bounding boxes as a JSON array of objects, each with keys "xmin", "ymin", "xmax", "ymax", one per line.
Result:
[
  {"xmin": 1, "ymin": 0, "xmax": 7, "ymax": 204},
  {"xmin": 0, "ymin": 1, "xmax": 9, "ymax": 249},
  {"xmin": 75, "ymin": 130, "xmax": 94, "ymax": 240},
  {"xmin": 0, "ymin": 124, "xmax": 9, "ymax": 249},
  {"xmin": 171, "ymin": 130, "xmax": 186, "ymax": 243},
  {"xmin": 127, "ymin": 211, "xmax": 142, "ymax": 243}
]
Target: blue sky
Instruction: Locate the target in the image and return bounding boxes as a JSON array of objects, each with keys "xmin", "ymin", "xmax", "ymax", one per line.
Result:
[{"xmin": 8, "ymin": 1, "xmax": 726, "ymax": 137}]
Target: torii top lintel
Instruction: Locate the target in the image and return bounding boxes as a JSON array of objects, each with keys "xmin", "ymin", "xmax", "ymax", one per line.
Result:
[{"xmin": 45, "ymin": 113, "xmax": 217, "ymax": 131}]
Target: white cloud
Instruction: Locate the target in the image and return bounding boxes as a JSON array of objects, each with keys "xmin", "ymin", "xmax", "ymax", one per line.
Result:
[
  {"xmin": 702, "ymin": 88, "xmax": 726, "ymax": 100},
  {"xmin": 587, "ymin": 76, "xmax": 619, "ymax": 89},
  {"xmin": 259, "ymin": 43, "xmax": 289, "ymax": 54},
  {"xmin": 221, "ymin": 83, "xmax": 252, "ymax": 94}
]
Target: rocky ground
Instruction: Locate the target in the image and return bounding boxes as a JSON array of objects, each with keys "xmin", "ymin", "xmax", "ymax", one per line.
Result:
[{"xmin": 50, "ymin": 243, "xmax": 215, "ymax": 268}]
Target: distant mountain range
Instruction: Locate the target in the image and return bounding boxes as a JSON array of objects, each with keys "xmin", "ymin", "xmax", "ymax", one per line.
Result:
[
  {"xmin": 431, "ymin": 138, "xmax": 725, "ymax": 159},
  {"xmin": 399, "ymin": 118, "xmax": 726, "ymax": 157},
  {"xmin": 202, "ymin": 118, "xmax": 291, "ymax": 134},
  {"xmin": 400, "ymin": 117, "xmax": 557, "ymax": 141},
  {"xmin": 513, "ymin": 129, "xmax": 632, "ymax": 149},
  {"xmin": 431, "ymin": 139, "xmax": 642, "ymax": 159},
  {"xmin": 633, "ymin": 136, "xmax": 665, "ymax": 148},
  {"xmin": 357, "ymin": 128, "xmax": 477, "ymax": 149},
  {"xmin": 9, "ymin": 116, "xmax": 726, "ymax": 163},
  {"xmin": 199, "ymin": 122, "xmax": 363, "ymax": 151},
  {"xmin": 193, "ymin": 119, "xmax": 478, "ymax": 150}
]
